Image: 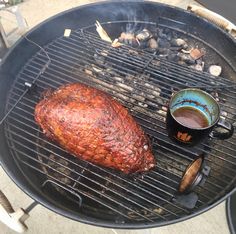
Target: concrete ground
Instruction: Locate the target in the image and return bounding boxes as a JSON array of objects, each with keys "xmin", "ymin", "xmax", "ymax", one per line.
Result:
[{"xmin": 0, "ymin": 0, "xmax": 231, "ymax": 233}]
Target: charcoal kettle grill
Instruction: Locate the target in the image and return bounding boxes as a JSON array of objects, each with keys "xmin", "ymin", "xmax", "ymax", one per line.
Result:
[{"xmin": 0, "ymin": 1, "xmax": 236, "ymax": 231}]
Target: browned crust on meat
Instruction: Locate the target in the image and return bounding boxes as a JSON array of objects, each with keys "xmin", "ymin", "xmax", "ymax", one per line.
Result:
[{"xmin": 35, "ymin": 83, "xmax": 156, "ymax": 174}]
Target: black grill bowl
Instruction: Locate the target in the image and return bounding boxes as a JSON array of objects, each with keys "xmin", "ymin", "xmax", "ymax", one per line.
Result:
[{"xmin": 0, "ymin": 1, "xmax": 236, "ymax": 229}]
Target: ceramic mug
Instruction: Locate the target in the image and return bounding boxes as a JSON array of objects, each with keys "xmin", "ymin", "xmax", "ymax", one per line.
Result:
[{"xmin": 166, "ymin": 88, "xmax": 234, "ymax": 146}]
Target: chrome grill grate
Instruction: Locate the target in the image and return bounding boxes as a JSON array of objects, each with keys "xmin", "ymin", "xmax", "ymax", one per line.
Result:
[{"xmin": 3, "ymin": 25, "xmax": 236, "ymax": 224}]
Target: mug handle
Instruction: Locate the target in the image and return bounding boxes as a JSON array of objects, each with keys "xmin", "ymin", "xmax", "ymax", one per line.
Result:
[{"xmin": 209, "ymin": 118, "xmax": 234, "ymax": 139}]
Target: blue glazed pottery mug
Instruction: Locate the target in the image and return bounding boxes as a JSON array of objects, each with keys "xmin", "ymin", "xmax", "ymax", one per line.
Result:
[{"xmin": 166, "ymin": 88, "xmax": 234, "ymax": 146}]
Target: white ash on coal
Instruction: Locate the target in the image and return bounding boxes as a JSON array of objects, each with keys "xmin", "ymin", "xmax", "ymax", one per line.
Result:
[
  {"xmin": 170, "ymin": 38, "xmax": 188, "ymax": 49},
  {"xmin": 136, "ymin": 29, "xmax": 153, "ymax": 41},
  {"xmin": 208, "ymin": 65, "xmax": 222, "ymax": 77}
]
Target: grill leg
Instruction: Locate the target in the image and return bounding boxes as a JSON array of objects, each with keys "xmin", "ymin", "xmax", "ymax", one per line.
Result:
[
  {"xmin": 0, "ymin": 190, "xmax": 29, "ymax": 233},
  {"xmin": 0, "ymin": 5, "xmax": 28, "ymax": 48}
]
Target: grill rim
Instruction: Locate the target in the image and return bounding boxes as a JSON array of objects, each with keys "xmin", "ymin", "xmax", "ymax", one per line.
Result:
[{"xmin": 0, "ymin": 0, "xmax": 236, "ymax": 229}]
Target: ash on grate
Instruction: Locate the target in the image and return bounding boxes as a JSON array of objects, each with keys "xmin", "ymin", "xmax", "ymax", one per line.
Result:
[{"xmin": 73, "ymin": 60, "xmax": 167, "ymax": 122}]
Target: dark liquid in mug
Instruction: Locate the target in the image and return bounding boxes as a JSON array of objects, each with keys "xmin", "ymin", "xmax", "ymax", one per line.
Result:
[{"xmin": 173, "ymin": 106, "xmax": 209, "ymax": 128}]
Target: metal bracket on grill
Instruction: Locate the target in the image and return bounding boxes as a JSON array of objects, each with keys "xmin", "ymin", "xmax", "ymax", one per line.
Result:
[
  {"xmin": 173, "ymin": 160, "xmax": 211, "ymax": 209},
  {"xmin": 42, "ymin": 179, "xmax": 83, "ymax": 207},
  {"xmin": 198, "ymin": 165, "xmax": 211, "ymax": 187},
  {"xmin": 24, "ymin": 82, "xmax": 38, "ymax": 93},
  {"xmin": 172, "ymin": 192, "xmax": 199, "ymax": 209}
]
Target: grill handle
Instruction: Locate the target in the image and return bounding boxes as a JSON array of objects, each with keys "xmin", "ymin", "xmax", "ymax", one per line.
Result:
[
  {"xmin": 0, "ymin": 190, "xmax": 29, "ymax": 233},
  {"xmin": 187, "ymin": 4, "xmax": 236, "ymax": 38}
]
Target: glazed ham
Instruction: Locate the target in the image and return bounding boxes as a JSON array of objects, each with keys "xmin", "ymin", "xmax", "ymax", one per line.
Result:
[{"xmin": 34, "ymin": 83, "xmax": 155, "ymax": 174}]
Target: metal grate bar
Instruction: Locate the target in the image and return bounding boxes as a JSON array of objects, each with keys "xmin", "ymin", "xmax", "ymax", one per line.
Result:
[
  {"xmin": 150, "ymin": 170, "xmax": 179, "ymax": 184},
  {"xmin": 145, "ymin": 175, "xmax": 178, "ymax": 192},
  {"xmin": 3, "ymin": 25, "xmax": 236, "ymax": 222}
]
